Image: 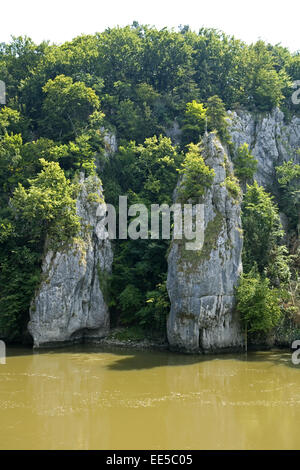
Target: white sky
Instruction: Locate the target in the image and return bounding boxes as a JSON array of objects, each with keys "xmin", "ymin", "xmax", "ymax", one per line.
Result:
[{"xmin": 1, "ymin": 0, "xmax": 299, "ymax": 52}]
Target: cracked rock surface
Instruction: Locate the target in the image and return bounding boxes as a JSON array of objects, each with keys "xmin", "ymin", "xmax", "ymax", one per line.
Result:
[
  {"xmin": 228, "ymin": 108, "xmax": 300, "ymax": 188},
  {"xmin": 167, "ymin": 134, "xmax": 244, "ymax": 353}
]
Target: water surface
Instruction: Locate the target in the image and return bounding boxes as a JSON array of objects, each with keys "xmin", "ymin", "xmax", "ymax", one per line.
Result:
[{"xmin": 0, "ymin": 346, "xmax": 299, "ymax": 449}]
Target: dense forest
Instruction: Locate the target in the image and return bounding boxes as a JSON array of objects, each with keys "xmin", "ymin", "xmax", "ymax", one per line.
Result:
[{"xmin": 0, "ymin": 23, "xmax": 299, "ymax": 342}]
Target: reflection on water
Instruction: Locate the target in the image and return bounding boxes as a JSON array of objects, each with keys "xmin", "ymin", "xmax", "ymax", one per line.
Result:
[{"xmin": 0, "ymin": 346, "xmax": 299, "ymax": 449}]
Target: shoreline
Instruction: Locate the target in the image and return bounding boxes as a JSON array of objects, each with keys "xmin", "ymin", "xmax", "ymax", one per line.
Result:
[{"xmin": 3, "ymin": 327, "xmax": 295, "ymax": 354}]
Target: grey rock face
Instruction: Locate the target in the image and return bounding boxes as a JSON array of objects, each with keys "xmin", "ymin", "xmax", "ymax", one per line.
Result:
[
  {"xmin": 166, "ymin": 121, "xmax": 182, "ymax": 145},
  {"xmin": 100, "ymin": 127, "xmax": 118, "ymax": 156},
  {"xmin": 228, "ymin": 108, "xmax": 300, "ymax": 188},
  {"xmin": 167, "ymin": 134, "xmax": 244, "ymax": 353},
  {"xmin": 28, "ymin": 175, "xmax": 113, "ymax": 348}
]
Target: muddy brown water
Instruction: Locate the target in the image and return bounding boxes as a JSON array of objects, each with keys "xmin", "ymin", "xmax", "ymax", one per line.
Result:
[{"xmin": 0, "ymin": 346, "xmax": 299, "ymax": 449}]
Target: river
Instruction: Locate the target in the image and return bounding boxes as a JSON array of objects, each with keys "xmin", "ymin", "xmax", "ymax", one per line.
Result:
[{"xmin": 0, "ymin": 346, "xmax": 299, "ymax": 449}]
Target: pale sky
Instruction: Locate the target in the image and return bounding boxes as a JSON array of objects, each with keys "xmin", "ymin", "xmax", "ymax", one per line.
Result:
[{"xmin": 1, "ymin": 0, "xmax": 299, "ymax": 52}]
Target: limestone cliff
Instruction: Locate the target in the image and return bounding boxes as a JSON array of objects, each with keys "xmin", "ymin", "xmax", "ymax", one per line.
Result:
[
  {"xmin": 229, "ymin": 108, "xmax": 300, "ymax": 188},
  {"xmin": 167, "ymin": 108, "xmax": 300, "ymax": 353},
  {"xmin": 167, "ymin": 133, "xmax": 244, "ymax": 353},
  {"xmin": 28, "ymin": 174, "xmax": 113, "ymax": 348}
]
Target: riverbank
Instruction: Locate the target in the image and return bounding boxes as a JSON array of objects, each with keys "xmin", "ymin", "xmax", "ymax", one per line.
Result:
[
  {"xmin": 2, "ymin": 322, "xmax": 298, "ymax": 353},
  {"xmin": 93, "ymin": 327, "xmax": 169, "ymax": 352},
  {"xmin": 92, "ymin": 326, "xmax": 296, "ymax": 354}
]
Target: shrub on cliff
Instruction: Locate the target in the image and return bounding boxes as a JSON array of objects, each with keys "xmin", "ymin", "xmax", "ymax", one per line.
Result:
[
  {"xmin": 241, "ymin": 181, "xmax": 290, "ymax": 283},
  {"xmin": 178, "ymin": 143, "xmax": 215, "ymax": 202},
  {"xmin": 181, "ymin": 100, "xmax": 207, "ymax": 147},
  {"xmin": 233, "ymin": 143, "xmax": 258, "ymax": 184},
  {"xmin": 236, "ymin": 269, "xmax": 282, "ymax": 333}
]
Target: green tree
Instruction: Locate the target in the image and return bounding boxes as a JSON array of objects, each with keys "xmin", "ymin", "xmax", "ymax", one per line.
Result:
[
  {"xmin": 0, "ymin": 107, "xmax": 21, "ymax": 135},
  {"xmin": 0, "ymin": 133, "xmax": 23, "ymax": 197},
  {"xmin": 105, "ymin": 135, "xmax": 181, "ymax": 206},
  {"xmin": 206, "ymin": 95, "xmax": 230, "ymax": 143},
  {"xmin": 233, "ymin": 143, "xmax": 258, "ymax": 184},
  {"xmin": 244, "ymin": 41, "xmax": 291, "ymax": 111},
  {"xmin": 178, "ymin": 142, "xmax": 215, "ymax": 202},
  {"xmin": 242, "ymin": 181, "xmax": 289, "ymax": 283},
  {"xmin": 236, "ymin": 269, "xmax": 282, "ymax": 334},
  {"xmin": 181, "ymin": 100, "xmax": 207, "ymax": 146},
  {"xmin": 41, "ymin": 75, "xmax": 100, "ymax": 141},
  {"xmin": 136, "ymin": 279, "xmax": 170, "ymax": 330},
  {"xmin": 276, "ymin": 160, "xmax": 300, "ymax": 234},
  {"xmin": 11, "ymin": 158, "xmax": 80, "ymax": 245}
]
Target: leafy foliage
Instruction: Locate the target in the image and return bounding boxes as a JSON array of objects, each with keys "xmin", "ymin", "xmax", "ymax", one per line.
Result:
[
  {"xmin": 178, "ymin": 143, "xmax": 215, "ymax": 201},
  {"xmin": 40, "ymin": 75, "xmax": 100, "ymax": 141},
  {"xmin": 103, "ymin": 136, "xmax": 181, "ymax": 331},
  {"xmin": 206, "ymin": 95, "xmax": 231, "ymax": 143},
  {"xmin": 11, "ymin": 159, "xmax": 80, "ymax": 246},
  {"xmin": 234, "ymin": 143, "xmax": 258, "ymax": 184},
  {"xmin": 241, "ymin": 181, "xmax": 289, "ymax": 282},
  {"xmin": 181, "ymin": 100, "xmax": 207, "ymax": 146},
  {"xmin": 236, "ymin": 269, "xmax": 282, "ymax": 333},
  {"xmin": 276, "ymin": 159, "xmax": 300, "ymax": 234},
  {"xmin": 223, "ymin": 174, "xmax": 242, "ymax": 200}
]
